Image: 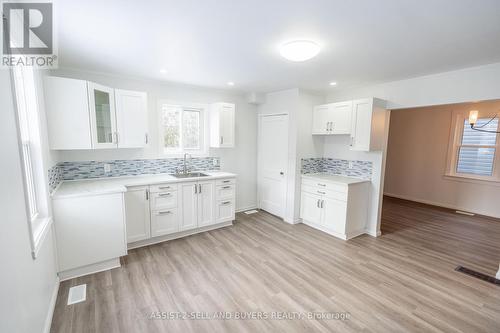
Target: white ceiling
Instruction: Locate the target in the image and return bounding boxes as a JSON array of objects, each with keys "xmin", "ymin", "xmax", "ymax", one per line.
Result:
[{"xmin": 57, "ymin": 0, "xmax": 500, "ymax": 93}]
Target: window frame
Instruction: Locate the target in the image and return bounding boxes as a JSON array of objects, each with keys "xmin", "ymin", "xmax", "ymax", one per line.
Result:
[
  {"xmin": 11, "ymin": 66, "xmax": 53, "ymax": 259},
  {"xmin": 157, "ymin": 101, "xmax": 209, "ymax": 157},
  {"xmin": 446, "ymin": 111, "xmax": 500, "ymax": 182}
]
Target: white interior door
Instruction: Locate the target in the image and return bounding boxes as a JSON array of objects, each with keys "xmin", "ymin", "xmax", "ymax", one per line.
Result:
[{"xmin": 258, "ymin": 114, "xmax": 288, "ymax": 218}]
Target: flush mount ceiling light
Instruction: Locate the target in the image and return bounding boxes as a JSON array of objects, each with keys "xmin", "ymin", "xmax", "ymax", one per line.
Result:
[
  {"xmin": 159, "ymin": 69, "xmax": 167, "ymax": 74},
  {"xmin": 329, "ymin": 81, "xmax": 337, "ymax": 86},
  {"xmin": 279, "ymin": 40, "xmax": 320, "ymax": 62},
  {"xmin": 227, "ymin": 81, "xmax": 235, "ymax": 86}
]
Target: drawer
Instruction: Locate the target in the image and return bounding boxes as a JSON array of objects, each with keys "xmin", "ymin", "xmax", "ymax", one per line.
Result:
[
  {"xmin": 151, "ymin": 191, "xmax": 178, "ymax": 210},
  {"xmin": 216, "ymin": 178, "xmax": 235, "ymax": 186},
  {"xmin": 150, "ymin": 183, "xmax": 178, "ymax": 193},
  {"xmin": 216, "ymin": 184, "xmax": 235, "ymax": 200},
  {"xmin": 302, "ymin": 178, "xmax": 347, "ymax": 193},
  {"xmin": 151, "ymin": 208, "xmax": 179, "ymax": 237},
  {"xmin": 216, "ymin": 199, "xmax": 235, "ymax": 223},
  {"xmin": 302, "ymin": 184, "xmax": 347, "ymax": 202}
]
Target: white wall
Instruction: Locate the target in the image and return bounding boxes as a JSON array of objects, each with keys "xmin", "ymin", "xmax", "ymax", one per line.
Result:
[
  {"xmin": 328, "ymin": 62, "xmax": 500, "ymax": 109},
  {"xmin": 385, "ymin": 101, "xmax": 500, "ymax": 218},
  {"xmin": 0, "ymin": 70, "xmax": 59, "ymax": 333},
  {"xmin": 48, "ymin": 68, "xmax": 258, "ymax": 212}
]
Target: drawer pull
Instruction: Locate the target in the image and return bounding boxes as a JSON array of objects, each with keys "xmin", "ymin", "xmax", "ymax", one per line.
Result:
[
  {"xmin": 221, "ymin": 201, "xmax": 231, "ymax": 205},
  {"xmin": 317, "ymin": 191, "xmax": 326, "ymax": 194},
  {"xmin": 222, "ymin": 180, "xmax": 231, "ymax": 183},
  {"xmin": 158, "ymin": 186, "xmax": 171, "ymax": 190},
  {"xmin": 318, "ymin": 183, "xmax": 326, "ymax": 187},
  {"xmin": 157, "ymin": 210, "xmax": 171, "ymax": 215},
  {"xmin": 222, "ymin": 186, "xmax": 231, "ymax": 189},
  {"xmin": 158, "ymin": 192, "xmax": 171, "ymax": 197}
]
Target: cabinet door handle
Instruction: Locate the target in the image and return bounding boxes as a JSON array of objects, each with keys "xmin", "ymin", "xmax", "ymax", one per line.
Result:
[
  {"xmin": 145, "ymin": 189, "xmax": 149, "ymax": 200},
  {"xmin": 321, "ymin": 200, "xmax": 324, "ymax": 208},
  {"xmin": 220, "ymin": 136, "xmax": 223, "ymax": 144},
  {"xmin": 221, "ymin": 201, "xmax": 231, "ymax": 205},
  {"xmin": 317, "ymin": 199, "xmax": 320, "ymax": 208},
  {"xmin": 145, "ymin": 133, "xmax": 149, "ymax": 144},
  {"xmin": 157, "ymin": 210, "xmax": 171, "ymax": 215},
  {"xmin": 158, "ymin": 192, "xmax": 171, "ymax": 197},
  {"xmin": 194, "ymin": 184, "xmax": 197, "ymax": 194},
  {"xmin": 198, "ymin": 184, "xmax": 202, "ymax": 193}
]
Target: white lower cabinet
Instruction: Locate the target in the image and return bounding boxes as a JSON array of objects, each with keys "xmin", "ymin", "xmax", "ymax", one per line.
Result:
[
  {"xmin": 125, "ymin": 177, "xmax": 235, "ymax": 246},
  {"xmin": 300, "ymin": 175, "xmax": 369, "ymax": 240},
  {"xmin": 151, "ymin": 208, "xmax": 179, "ymax": 237},
  {"xmin": 216, "ymin": 200, "xmax": 235, "ymax": 223},
  {"xmin": 198, "ymin": 181, "xmax": 216, "ymax": 227},
  {"xmin": 53, "ymin": 192, "xmax": 127, "ymax": 273},
  {"xmin": 124, "ymin": 186, "xmax": 151, "ymax": 243}
]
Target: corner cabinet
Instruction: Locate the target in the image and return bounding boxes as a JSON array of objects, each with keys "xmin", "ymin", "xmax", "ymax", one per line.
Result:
[
  {"xmin": 312, "ymin": 98, "xmax": 387, "ymax": 152},
  {"xmin": 43, "ymin": 76, "xmax": 148, "ymax": 150},
  {"xmin": 210, "ymin": 102, "xmax": 235, "ymax": 148},
  {"xmin": 349, "ymin": 98, "xmax": 387, "ymax": 151}
]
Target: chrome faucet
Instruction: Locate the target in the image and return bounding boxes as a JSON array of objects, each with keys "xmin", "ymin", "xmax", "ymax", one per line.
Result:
[{"xmin": 183, "ymin": 153, "xmax": 192, "ymax": 174}]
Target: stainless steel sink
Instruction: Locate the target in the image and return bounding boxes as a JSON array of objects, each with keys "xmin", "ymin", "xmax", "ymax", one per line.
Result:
[{"xmin": 171, "ymin": 172, "xmax": 209, "ymax": 178}]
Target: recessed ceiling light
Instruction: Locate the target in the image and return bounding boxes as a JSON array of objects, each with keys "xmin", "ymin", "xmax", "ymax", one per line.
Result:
[
  {"xmin": 279, "ymin": 40, "xmax": 321, "ymax": 62},
  {"xmin": 329, "ymin": 82, "xmax": 337, "ymax": 86},
  {"xmin": 159, "ymin": 69, "xmax": 167, "ymax": 74},
  {"xmin": 227, "ymin": 81, "xmax": 235, "ymax": 86}
]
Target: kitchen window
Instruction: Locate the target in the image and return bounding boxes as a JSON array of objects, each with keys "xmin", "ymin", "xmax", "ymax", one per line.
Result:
[
  {"xmin": 159, "ymin": 102, "xmax": 208, "ymax": 155},
  {"xmin": 12, "ymin": 66, "xmax": 52, "ymax": 258},
  {"xmin": 446, "ymin": 111, "xmax": 500, "ymax": 182}
]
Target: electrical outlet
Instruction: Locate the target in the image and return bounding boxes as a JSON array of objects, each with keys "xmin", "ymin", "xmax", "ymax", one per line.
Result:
[
  {"xmin": 104, "ymin": 163, "xmax": 112, "ymax": 173},
  {"xmin": 348, "ymin": 160, "xmax": 353, "ymax": 169}
]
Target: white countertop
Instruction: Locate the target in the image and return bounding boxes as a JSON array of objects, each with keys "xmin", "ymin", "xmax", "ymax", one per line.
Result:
[
  {"xmin": 301, "ymin": 173, "xmax": 370, "ymax": 185},
  {"xmin": 53, "ymin": 171, "xmax": 237, "ymax": 199}
]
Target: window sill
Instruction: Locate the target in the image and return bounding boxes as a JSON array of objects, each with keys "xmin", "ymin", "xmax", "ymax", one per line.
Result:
[
  {"xmin": 443, "ymin": 174, "xmax": 500, "ymax": 187},
  {"xmin": 31, "ymin": 216, "xmax": 53, "ymax": 259}
]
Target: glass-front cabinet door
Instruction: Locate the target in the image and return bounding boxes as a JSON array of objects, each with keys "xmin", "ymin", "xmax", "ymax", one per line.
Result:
[{"xmin": 88, "ymin": 82, "xmax": 117, "ymax": 148}]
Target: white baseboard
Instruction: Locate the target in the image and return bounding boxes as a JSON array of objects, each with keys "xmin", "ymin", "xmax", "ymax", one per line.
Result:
[
  {"xmin": 236, "ymin": 205, "xmax": 258, "ymax": 213},
  {"xmin": 58, "ymin": 258, "xmax": 121, "ymax": 281},
  {"xmin": 127, "ymin": 221, "xmax": 233, "ymax": 250},
  {"xmin": 43, "ymin": 276, "xmax": 60, "ymax": 333},
  {"xmin": 384, "ymin": 192, "xmax": 480, "ymax": 215},
  {"xmin": 365, "ymin": 229, "xmax": 382, "ymax": 237}
]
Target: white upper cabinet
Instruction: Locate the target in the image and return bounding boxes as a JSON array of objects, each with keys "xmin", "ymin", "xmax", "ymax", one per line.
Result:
[
  {"xmin": 115, "ymin": 89, "xmax": 148, "ymax": 148},
  {"xmin": 312, "ymin": 98, "xmax": 387, "ymax": 151},
  {"xmin": 43, "ymin": 76, "xmax": 148, "ymax": 150},
  {"xmin": 88, "ymin": 82, "xmax": 117, "ymax": 149},
  {"xmin": 312, "ymin": 101, "xmax": 352, "ymax": 135},
  {"xmin": 44, "ymin": 76, "xmax": 92, "ymax": 150},
  {"xmin": 210, "ymin": 102, "xmax": 235, "ymax": 148},
  {"xmin": 350, "ymin": 98, "xmax": 387, "ymax": 151}
]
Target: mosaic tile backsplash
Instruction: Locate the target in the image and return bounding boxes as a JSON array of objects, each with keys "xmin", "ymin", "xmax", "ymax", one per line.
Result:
[
  {"xmin": 48, "ymin": 157, "xmax": 220, "ymax": 192},
  {"xmin": 301, "ymin": 158, "xmax": 372, "ymax": 180}
]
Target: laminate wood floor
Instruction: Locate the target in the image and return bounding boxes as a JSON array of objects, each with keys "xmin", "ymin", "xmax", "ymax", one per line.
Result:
[{"xmin": 51, "ymin": 197, "xmax": 500, "ymax": 333}]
